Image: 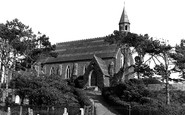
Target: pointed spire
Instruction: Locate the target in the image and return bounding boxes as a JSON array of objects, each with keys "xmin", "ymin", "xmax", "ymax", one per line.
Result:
[
  {"xmin": 119, "ymin": 2, "xmax": 130, "ymax": 25},
  {"xmin": 119, "ymin": 2, "xmax": 130, "ymax": 32}
]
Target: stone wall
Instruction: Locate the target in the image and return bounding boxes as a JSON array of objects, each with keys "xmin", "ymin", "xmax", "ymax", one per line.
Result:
[
  {"xmin": 147, "ymin": 83, "xmax": 185, "ymax": 91},
  {"xmin": 147, "ymin": 84, "xmax": 165, "ymax": 91},
  {"xmin": 171, "ymin": 83, "xmax": 185, "ymax": 91}
]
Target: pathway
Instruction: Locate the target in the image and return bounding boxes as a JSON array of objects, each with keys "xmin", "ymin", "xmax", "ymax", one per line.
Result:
[{"xmin": 86, "ymin": 91, "xmax": 121, "ymax": 115}]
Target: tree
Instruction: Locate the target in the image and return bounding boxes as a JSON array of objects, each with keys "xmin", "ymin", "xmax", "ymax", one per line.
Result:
[
  {"xmin": 0, "ymin": 18, "xmax": 56, "ymax": 101},
  {"xmin": 105, "ymin": 30, "xmax": 173, "ymax": 105},
  {"xmin": 105, "ymin": 31, "xmax": 154, "ymax": 79},
  {"xmin": 170, "ymin": 40, "xmax": 185, "ymax": 81},
  {"xmin": 11, "ymin": 73, "xmax": 79, "ymax": 106}
]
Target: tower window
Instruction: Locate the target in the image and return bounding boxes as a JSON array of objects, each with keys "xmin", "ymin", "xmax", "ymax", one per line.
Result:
[{"xmin": 125, "ymin": 25, "xmax": 128, "ymax": 30}]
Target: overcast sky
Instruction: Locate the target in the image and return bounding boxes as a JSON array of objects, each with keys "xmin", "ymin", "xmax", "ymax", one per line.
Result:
[{"xmin": 0, "ymin": 0, "xmax": 185, "ymax": 45}]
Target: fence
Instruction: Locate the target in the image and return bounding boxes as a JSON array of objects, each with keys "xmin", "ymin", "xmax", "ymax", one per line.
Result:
[
  {"xmin": 84, "ymin": 105, "xmax": 94, "ymax": 115},
  {"xmin": 110, "ymin": 105, "xmax": 158, "ymax": 115},
  {"xmin": 1, "ymin": 104, "xmax": 96, "ymax": 115},
  {"xmin": 83, "ymin": 99, "xmax": 95, "ymax": 115},
  {"xmin": 2, "ymin": 105, "xmax": 84, "ymax": 115}
]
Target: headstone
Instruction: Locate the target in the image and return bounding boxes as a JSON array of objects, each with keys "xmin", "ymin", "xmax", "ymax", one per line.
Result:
[
  {"xmin": 7, "ymin": 107, "xmax": 11, "ymax": 115},
  {"xmin": 15, "ymin": 95, "xmax": 20, "ymax": 104},
  {"xmin": 63, "ymin": 108, "xmax": 68, "ymax": 115},
  {"xmin": 80, "ymin": 108, "xmax": 84, "ymax": 115},
  {"xmin": 23, "ymin": 98, "xmax": 29, "ymax": 105},
  {"xmin": 94, "ymin": 87, "xmax": 98, "ymax": 91},
  {"xmin": 28, "ymin": 108, "xmax": 33, "ymax": 115},
  {"xmin": 30, "ymin": 109, "xmax": 33, "ymax": 115}
]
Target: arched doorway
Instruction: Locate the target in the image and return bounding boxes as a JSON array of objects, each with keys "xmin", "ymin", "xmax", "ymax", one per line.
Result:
[
  {"xmin": 88, "ymin": 70, "xmax": 98, "ymax": 86},
  {"xmin": 91, "ymin": 70, "xmax": 97, "ymax": 86}
]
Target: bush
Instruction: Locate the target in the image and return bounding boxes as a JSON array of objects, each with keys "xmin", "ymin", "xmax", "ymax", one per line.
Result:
[
  {"xmin": 102, "ymin": 79, "xmax": 185, "ymax": 115},
  {"xmin": 142, "ymin": 78, "xmax": 162, "ymax": 85},
  {"xmin": 106, "ymin": 79, "xmax": 151, "ymax": 103},
  {"xmin": 74, "ymin": 75, "xmax": 85, "ymax": 88},
  {"xmin": 74, "ymin": 88, "xmax": 92, "ymax": 106}
]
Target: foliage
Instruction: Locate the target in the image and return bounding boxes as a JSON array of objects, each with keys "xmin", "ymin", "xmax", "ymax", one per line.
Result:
[
  {"xmin": 10, "ymin": 73, "xmax": 79, "ymax": 106},
  {"xmin": 102, "ymin": 79, "xmax": 185, "ymax": 115},
  {"xmin": 105, "ymin": 31, "xmax": 172, "ymax": 57},
  {"xmin": 105, "ymin": 30, "xmax": 176, "ymax": 105},
  {"xmin": 74, "ymin": 75, "xmax": 85, "ymax": 88},
  {"xmin": 170, "ymin": 40, "xmax": 185, "ymax": 81},
  {"xmin": 142, "ymin": 78, "xmax": 162, "ymax": 85},
  {"xmin": 134, "ymin": 56, "xmax": 154, "ymax": 78},
  {"xmin": 0, "ymin": 18, "xmax": 56, "ymax": 72},
  {"xmin": 73, "ymin": 88, "xmax": 92, "ymax": 106},
  {"xmin": 102, "ymin": 79, "xmax": 150, "ymax": 104}
]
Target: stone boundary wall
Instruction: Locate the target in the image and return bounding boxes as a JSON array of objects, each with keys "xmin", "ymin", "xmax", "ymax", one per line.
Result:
[
  {"xmin": 147, "ymin": 84, "xmax": 185, "ymax": 91},
  {"xmin": 147, "ymin": 84, "xmax": 165, "ymax": 91},
  {"xmin": 172, "ymin": 83, "xmax": 185, "ymax": 91}
]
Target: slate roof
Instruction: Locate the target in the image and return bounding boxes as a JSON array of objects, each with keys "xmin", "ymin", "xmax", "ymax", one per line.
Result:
[
  {"xmin": 119, "ymin": 6, "xmax": 130, "ymax": 24},
  {"xmin": 44, "ymin": 37, "xmax": 118, "ymax": 64},
  {"xmin": 93, "ymin": 55, "xmax": 109, "ymax": 76}
]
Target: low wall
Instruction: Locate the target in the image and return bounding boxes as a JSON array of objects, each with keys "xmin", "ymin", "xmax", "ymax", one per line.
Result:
[
  {"xmin": 171, "ymin": 83, "xmax": 185, "ymax": 91},
  {"xmin": 147, "ymin": 84, "xmax": 165, "ymax": 91},
  {"xmin": 147, "ymin": 83, "xmax": 185, "ymax": 91}
]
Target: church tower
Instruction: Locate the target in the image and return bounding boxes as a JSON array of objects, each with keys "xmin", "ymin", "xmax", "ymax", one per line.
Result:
[{"xmin": 119, "ymin": 4, "xmax": 130, "ymax": 32}]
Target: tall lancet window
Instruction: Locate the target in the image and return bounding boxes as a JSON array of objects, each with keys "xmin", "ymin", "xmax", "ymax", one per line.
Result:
[
  {"xmin": 50, "ymin": 66, "xmax": 55, "ymax": 75},
  {"xmin": 83, "ymin": 65, "xmax": 87, "ymax": 74},
  {"xmin": 41, "ymin": 66, "xmax": 46, "ymax": 74},
  {"xmin": 59, "ymin": 65, "xmax": 63, "ymax": 75},
  {"xmin": 65, "ymin": 66, "xmax": 71, "ymax": 79},
  {"xmin": 120, "ymin": 54, "xmax": 124, "ymax": 68}
]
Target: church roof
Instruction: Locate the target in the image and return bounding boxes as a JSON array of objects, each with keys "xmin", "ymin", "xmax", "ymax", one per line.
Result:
[
  {"xmin": 93, "ymin": 55, "xmax": 109, "ymax": 76},
  {"xmin": 119, "ymin": 6, "xmax": 130, "ymax": 24},
  {"xmin": 44, "ymin": 37, "xmax": 118, "ymax": 64}
]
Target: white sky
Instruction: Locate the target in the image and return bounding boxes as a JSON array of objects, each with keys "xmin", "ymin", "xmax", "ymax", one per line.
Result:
[{"xmin": 0, "ymin": 0, "xmax": 185, "ymax": 45}]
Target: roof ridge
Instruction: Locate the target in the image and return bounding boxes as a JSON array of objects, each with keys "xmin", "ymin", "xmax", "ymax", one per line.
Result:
[{"xmin": 56, "ymin": 37, "xmax": 105, "ymax": 45}]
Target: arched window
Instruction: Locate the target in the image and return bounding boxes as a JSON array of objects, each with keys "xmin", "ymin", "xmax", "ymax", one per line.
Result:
[
  {"xmin": 34, "ymin": 65, "xmax": 39, "ymax": 74},
  {"xmin": 50, "ymin": 66, "xmax": 55, "ymax": 75},
  {"xmin": 83, "ymin": 65, "xmax": 87, "ymax": 74},
  {"xmin": 65, "ymin": 66, "xmax": 71, "ymax": 79},
  {"xmin": 59, "ymin": 65, "xmax": 63, "ymax": 75},
  {"xmin": 120, "ymin": 54, "xmax": 124, "ymax": 68},
  {"xmin": 55, "ymin": 66, "xmax": 60, "ymax": 75},
  {"xmin": 41, "ymin": 66, "xmax": 46, "ymax": 74},
  {"xmin": 125, "ymin": 25, "xmax": 128, "ymax": 30}
]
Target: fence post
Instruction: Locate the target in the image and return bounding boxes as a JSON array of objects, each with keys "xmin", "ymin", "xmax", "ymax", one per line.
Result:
[
  {"xmin": 90, "ymin": 99, "xmax": 95, "ymax": 115},
  {"xmin": 19, "ymin": 106, "xmax": 23, "ymax": 115},
  {"xmin": 80, "ymin": 108, "xmax": 84, "ymax": 115},
  {"xmin": 128, "ymin": 105, "xmax": 131, "ymax": 115}
]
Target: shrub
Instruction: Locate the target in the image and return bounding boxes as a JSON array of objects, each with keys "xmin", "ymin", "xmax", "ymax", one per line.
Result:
[
  {"xmin": 142, "ymin": 77, "xmax": 162, "ymax": 85},
  {"xmin": 74, "ymin": 88, "xmax": 92, "ymax": 106},
  {"xmin": 102, "ymin": 79, "xmax": 185, "ymax": 115},
  {"xmin": 74, "ymin": 75, "xmax": 85, "ymax": 88},
  {"xmin": 140, "ymin": 97, "xmax": 152, "ymax": 104}
]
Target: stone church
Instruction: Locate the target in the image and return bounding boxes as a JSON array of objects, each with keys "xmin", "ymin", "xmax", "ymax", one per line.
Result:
[{"xmin": 36, "ymin": 5, "xmax": 134, "ymax": 89}]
